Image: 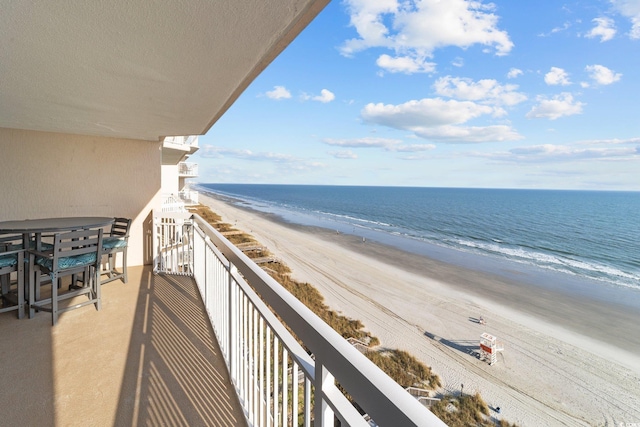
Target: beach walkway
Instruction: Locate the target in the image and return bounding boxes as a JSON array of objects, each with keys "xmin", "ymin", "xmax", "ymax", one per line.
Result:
[{"xmin": 0, "ymin": 265, "xmax": 246, "ymax": 427}]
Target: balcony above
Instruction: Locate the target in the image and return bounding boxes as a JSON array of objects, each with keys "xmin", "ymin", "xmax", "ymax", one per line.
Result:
[
  {"xmin": 178, "ymin": 162, "xmax": 199, "ymax": 178},
  {"xmin": 162, "ymin": 136, "xmax": 200, "ymax": 165},
  {"xmin": 179, "ymin": 190, "xmax": 199, "ymax": 206},
  {"xmin": 162, "ymin": 194, "xmax": 187, "ymax": 213}
]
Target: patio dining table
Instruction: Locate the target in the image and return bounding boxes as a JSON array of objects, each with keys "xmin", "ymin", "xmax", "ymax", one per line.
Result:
[
  {"xmin": 0, "ymin": 217, "xmax": 115, "ymax": 316},
  {"xmin": 0, "ymin": 217, "xmax": 115, "ymax": 236}
]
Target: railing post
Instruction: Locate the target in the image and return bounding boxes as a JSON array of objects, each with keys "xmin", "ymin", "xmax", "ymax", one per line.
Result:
[
  {"xmin": 314, "ymin": 358, "xmax": 335, "ymax": 427},
  {"xmin": 152, "ymin": 214, "xmax": 158, "ymax": 272},
  {"xmin": 202, "ymin": 234, "xmax": 209, "ymax": 312}
]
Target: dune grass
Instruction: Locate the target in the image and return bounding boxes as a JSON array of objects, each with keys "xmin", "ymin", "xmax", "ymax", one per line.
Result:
[
  {"xmin": 365, "ymin": 349, "xmax": 440, "ymax": 389},
  {"xmin": 430, "ymin": 392, "xmax": 518, "ymax": 427}
]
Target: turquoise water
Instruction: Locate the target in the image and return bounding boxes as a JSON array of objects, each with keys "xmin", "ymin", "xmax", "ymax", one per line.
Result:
[{"xmin": 199, "ymin": 184, "xmax": 640, "ymax": 294}]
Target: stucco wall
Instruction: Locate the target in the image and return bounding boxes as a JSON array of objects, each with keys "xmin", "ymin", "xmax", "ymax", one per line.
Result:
[
  {"xmin": 0, "ymin": 127, "xmax": 161, "ymax": 266},
  {"xmin": 161, "ymin": 164, "xmax": 180, "ymax": 195}
]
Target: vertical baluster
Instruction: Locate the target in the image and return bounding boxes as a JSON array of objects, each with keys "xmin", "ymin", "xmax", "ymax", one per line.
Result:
[
  {"xmin": 253, "ymin": 307, "xmax": 259, "ymax": 424},
  {"xmin": 259, "ymin": 317, "xmax": 265, "ymax": 427},
  {"xmin": 313, "ymin": 360, "xmax": 334, "ymax": 427},
  {"xmin": 273, "ymin": 336, "xmax": 279, "ymax": 427},
  {"xmin": 266, "ymin": 328, "xmax": 272, "ymax": 427},
  {"xmin": 282, "ymin": 348, "xmax": 288, "ymax": 427},
  {"xmin": 247, "ymin": 300, "xmax": 253, "ymax": 423},
  {"xmin": 241, "ymin": 293, "xmax": 249, "ymax": 407},
  {"xmin": 304, "ymin": 377, "xmax": 311, "ymax": 427},
  {"xmin": 227, "ymin": 263, "xmax": 233, "ymax": 377},
  {"xmin": 292, "ymin": 361, "xmax": 299, "ymax": 427}
]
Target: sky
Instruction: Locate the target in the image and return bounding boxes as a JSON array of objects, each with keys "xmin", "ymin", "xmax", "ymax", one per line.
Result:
[{"xmin": 194, "ymin": 0, "xmax": 640, "ymax": 191}]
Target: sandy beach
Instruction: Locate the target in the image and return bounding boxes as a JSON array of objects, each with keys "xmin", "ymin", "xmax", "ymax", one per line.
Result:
[{"xmin": 198, "ymin": 192, "xmax": 640, "ymax": 426}]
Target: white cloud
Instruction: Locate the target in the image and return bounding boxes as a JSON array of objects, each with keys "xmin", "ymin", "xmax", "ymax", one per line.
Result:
[
  {"xmin": 341, "ymin": 0, "xmax": 513, "ymax": 74},
  {"xmin": 578, "ymin": 137, "xmax": 640, "ymax": 145},
  {"xmin": 323, "ymin": 137, "xmax": 435, "ymax": 152},
  {"xmin": 412, "ymin": 124, "xmax": 522, "ymax": 142},
  {"xmin": 585, "ymin": 64, "xmax": 622, "ymax": 85},
  {"xmin": 586, "ymin": 17, "xmax": 617, "ymax": 41},
  {"xmin": 544, "ymin": 67, "xmax": 571, "ymax": 86},
  {"xmin": 539, "ymin": 22, "xmax": 572, "ymax": 37},
  {"xmin": 265, "ymin": 86, "xmax": 292, "ymax": 100},
  {"xmin": 328, "ymin": 150, "xmax": 358, "ymax": 159},
  {"xmin": 504, "ymin": 144, "xmax": 638, "ymax": 162},
  {"xmin": 507, "ymin": 68, "xmax": 523, "ymax": 79},
  {"xmin": 394, "ymin": 143, "xmax": 437, "ymax": 152},
  {"xmin": 362, "ymin": 98, "xmax": 495, "ymax": 128},
  {"xmin": 313, "ymin": 89, "xmax": 336, "ymax": 103},
  {"xmin": 434, "ymin": 76, "xmax": 527, "ymax": 106},
  {"xmin": 200, "ymin": 145, "xmax": 325, "ymax": 170},
  {"xmin": 323, "ymin": 137, "xmax": 402, "ymax": 149},
  {"xmin": 526, "ymin": 93, "xmax": 584, "ymax": 120},
  {"xmin": 610, "ymin": 0, "xmax": 640, "ymax": 39},
  {"xmin": 360, "ymin": 98, "xmax": 522, "ymax": 143},
  {"xmin": 376, "ymin": 54, "xmax": 436, "ymax": 74},
  {"xmin": 452, "ymin": 57, "xmax": 464, "ymax": 67},
  {"xmin": 200, "ymin": 146, "xmax": 293, "ymax": 162}
]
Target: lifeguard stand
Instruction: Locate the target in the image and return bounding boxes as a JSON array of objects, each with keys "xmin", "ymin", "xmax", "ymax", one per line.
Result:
[{"xmin": 480, "ymin": 332, "xmax": 503, "ymax": 365}]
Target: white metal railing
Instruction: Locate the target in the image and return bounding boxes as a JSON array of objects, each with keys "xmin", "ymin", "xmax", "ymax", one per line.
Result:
[
  {"xmin": 179, "ymin": 189, "xmax": 199, "ymax": 205},
  {"xmin": 163, "ymin": 135, "xmax": 199, "ymax": 147},
  {"xmin": 153, "ymin": 213, "xmax": 193, "ymax": 274},
  {"xmin": 178, "ymin": 162, "xmax": 198, "ymax": 177},
  {"xmin": 161, "ymin": 194, "xmax": 187, "ymax": 213},
  {"xmin": 152, "ymin": 211, "xmax": 447, "ymax": 427}
]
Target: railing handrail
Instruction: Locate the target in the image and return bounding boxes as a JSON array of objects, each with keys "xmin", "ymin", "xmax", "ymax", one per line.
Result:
[
  {"xmin": 163, "ymin": 135, "xmax": 199, "ymax": 147},
  {"xmin": 160, "ymin": 194, "xmax": 187, "ymax": 212},
  {"xmin": 154, "ymin": 211, "xmax": 446, "ymax": 426},
  {"xmin": 178, "ymin": 162, "xmax": 198, "ymax": 176}
]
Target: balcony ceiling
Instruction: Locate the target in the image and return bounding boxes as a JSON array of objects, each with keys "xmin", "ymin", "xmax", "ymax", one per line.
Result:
[{"xmin": 0, "ymin": 0, "xmax": 328, "ymax": 141}]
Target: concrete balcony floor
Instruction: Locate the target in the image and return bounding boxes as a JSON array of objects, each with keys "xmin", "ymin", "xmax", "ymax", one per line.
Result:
[{"xmin": 0, "ymin": 265, "xmax": 247, "ymax": 427}]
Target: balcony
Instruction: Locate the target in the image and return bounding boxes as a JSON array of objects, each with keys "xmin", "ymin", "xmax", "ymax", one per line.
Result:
[
  {"xmin": 162, "ymin": 137, "xmax": 200, "ymax": 165},
  {"xmin": 164, "ymin": 135, "xmax": 199, "ymax": 148},
  {"xmin": 179, "ymin": 189, "xmax": 199, "ymax": 206},
  {"xmin": 178, "ymin": 162, "xmax": 199, "ymax": 178},
  {"xmin": 1, "ymin": 212, "xmax": 445, "ymax": 426},
  {"xmin": 0, "ymin": 264, "xmax": 246, "ymax": 426},
  {"xmin": 161, "ymin": 193, "xmax": 187, "ymax": 213}
]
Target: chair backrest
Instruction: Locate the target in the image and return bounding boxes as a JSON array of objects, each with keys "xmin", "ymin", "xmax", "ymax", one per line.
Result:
[
  {"xmin": 0, "ymin": 234, "xmax": 24, "ymax": 272},
  {"xmin": 110, "ymin": 218, "xmax": 131, "ymax": 238},
  {"xmin": 51, "ymin": 228, "xmax": 103, "ymax": 271},
  {"xmin": 0, "ymin": 234, "xmax": 23, "ymax": 251}
]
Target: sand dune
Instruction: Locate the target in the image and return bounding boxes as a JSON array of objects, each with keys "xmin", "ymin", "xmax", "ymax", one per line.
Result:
[{"xmin": 199, "ymin": 192, "xmax": 640, "ymax": 426}]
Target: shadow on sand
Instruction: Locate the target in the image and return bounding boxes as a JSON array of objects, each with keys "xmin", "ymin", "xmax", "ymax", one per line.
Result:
[{"xmin": 424, "ymin": 331, "xmax": 478, "ymax": 357}]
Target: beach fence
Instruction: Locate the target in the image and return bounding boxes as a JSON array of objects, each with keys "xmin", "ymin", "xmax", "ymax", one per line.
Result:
[
  {"xmin": 405, "ymin": 387, "xmax": 441, "ymax": 408},
  {"xmin": 347, "ymin": 337, "xmax": 370, "ymax": 354}
]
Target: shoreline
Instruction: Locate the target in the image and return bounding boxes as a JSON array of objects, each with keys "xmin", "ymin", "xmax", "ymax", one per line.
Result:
[
  {"xmin": 198, "ymin": 191, "xmax": 640, "ymax": 426},
  {"xmin": 205, "ymin": 191, "xmax": 640, "ymax": 355}
]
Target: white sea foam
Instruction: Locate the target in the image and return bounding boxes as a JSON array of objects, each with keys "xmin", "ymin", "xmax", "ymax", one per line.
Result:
[{"xmin": 454, "ymin": 238, "xmax": 640, "ymax": 289}]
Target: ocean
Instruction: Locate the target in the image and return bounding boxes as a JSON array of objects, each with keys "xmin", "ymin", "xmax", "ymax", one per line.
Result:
[{"xmin": 198, "ymin": 184, "xmax": 640, "ymax": 298}]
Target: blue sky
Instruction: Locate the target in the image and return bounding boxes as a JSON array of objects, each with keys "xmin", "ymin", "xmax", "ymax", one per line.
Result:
[{"xmin": 194, "ymin": 0, "xmax": 640, "ymax": 190}]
